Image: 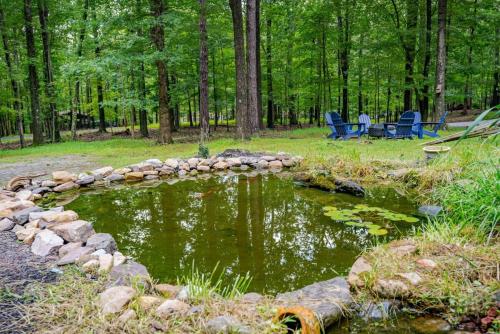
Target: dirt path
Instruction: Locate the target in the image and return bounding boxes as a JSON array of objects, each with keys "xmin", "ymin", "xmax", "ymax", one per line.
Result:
[
  {"xmin": 0, "ymin": 155, "xmax": 96, "ymax": 186},
  {"xmin": 0, "ymin": 231, "xmax": 58, "ymax": 334}
]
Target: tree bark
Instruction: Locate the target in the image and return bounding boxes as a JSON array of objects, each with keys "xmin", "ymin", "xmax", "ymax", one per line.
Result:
[
  {"xmin": 0, "ymin": 5, "xmax": 25, "ymax": 147},
  {"xmin": 255, "ymin": 0, "xmax": 264, "ymax": 129},
  {"xmin": 150, "ymin": 0, "xmax": 173, "ymax": 143},
  {"xmin": 419, "ymin": 0, "xmax": 432, "ymax": 121},
  {"xmin": 229, "ymin": 0, "xmax": 250, "ymax": 139},
  {"xmin": 136, "ymin": 0, "xmax": 148, "ymax": 137},
  {"xmin": 492, "ymin": 26, "xmax": 499, "ymax": 107},
  {"xmin": 199, "ymin": 0, "xmax": 209, "ymax": 143},
  {"xmin": 23, "ymin": 0, "xmax": 43, "ymax": 145},
  {"xmin": 246, "ymin": 0, "xmax": 259, "ymax": 132},
  {"xmin": 265, "ymin": 17, "xmax": 273, "ymax": 128},
  {"xmin": 92, "ymin": 3, "xmax": 106, "ymax": 133},
  {"xmin": 463, "ymin": 0, "xmax": 477, "ymax": 115},
  {"xmin": 71, "ymin": 0, "xmax": 89, "ymax": 140},
  {"xmin": 37, "ymin": 0, "xmax": 59, "ymax": 142},
  {"xmin": 435, "ymin": 0, "xmax": 447, "ymax": 118}
]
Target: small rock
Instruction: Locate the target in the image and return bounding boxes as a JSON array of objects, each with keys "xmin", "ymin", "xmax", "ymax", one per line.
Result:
[
  {"xmin": 99, "ymin": 253, "xmax": 114, "ymax": 273},
  {"xmin": 188, "ymin": 305, "xmax": 204, "ymax": 315},
  {"xmin": 226, "ymin": 158, "xmax": 242, "ymax": 167},
  {"xmin": 109, "ymin": 261, "xmax": 151, "ymax": 288},
  {"xmin": 75, "ymin": 175, "xmax": 95, "ymax": 186},
  {"xmin": 57, "ymin": 246, "xmax": 94, "ymax": 265},
  {"xmin": 124, "ymin": 172, "xmax": 144, "ymax": 181},
  {"xmin": 113, "ymin": 167, "xmax": 132, "ymax": 175},
  {"xmin": 31, "ymin": 230, "xmax": 64, "ymax": 256},
  {"xmin": 176, "ymin": 286, "xmax": 189, "ymax": 301},
  {"xmin": 53, "ymin": 181, "xmax": 80, "ymax": 193},
  {"xmin": 15, "ymin": 190, "xmax": 33, "ymax": 201},
  {"xmin": 25, "ymin": 219, "xmax": 41, "ymax": 229},
  {"xmin": 91, "ymin": 166, "xmax": 114, "ymax": 178},
  {"xmin": 155, "ymin": 284, "xmax": 182, "ymax": 298},
  {"xmin": 12, "ymin": 206, "xmax": 43, "ymax": 225},
  {"xmin": 145, "ymin": 158, "xmax": 162, "ymax": 166},
  {"xmin": 0, "ymin": 218, "xmax": 15, "ymax": 231},
  {"xmin": 41, "ymin": 180, "xmax": 57, "ymax": 188},
  {"xmin": 416, "ymin": 258, "xmax": 437, "ymax": 269},
  {"xmin": 31, "ymin": 187, "xmax": 52, "ymax": 195},
  {"xmin": 241, "ymin": 292, "xmax": 264, "ymax": 303},
  {"xmin": 52, "ymin": 171, "xmax": 77, "ymax": 184},
  {"xmin": 28, "ymin": 206, "xmax": 64, "ymax": 221},
  {"xmin": 59, "ymin": 242, "xmax": 83, "ymax": 257},
  {"xmin": 105, "ymin": 174, "xmax": 125, "ymax": 182},
  {"xmin": 373, "ymin": 279, "xmax": 410, "ymax": 298},
  {"xmin": 178, "ymin": 170, "xmax": 188, "ymax": 177},
  {"xmin": 213, "ymin": 161, "xmax": 228, "ymax": 170},
  {"xmin": 12, "ymin": 224, "xmax": 25, "ymax": 233},
  {"xmin": 257, "ymin": 160, "xmax": 269, "ymax": 169},
  {"xmin": 144, "ymin": 174, "xmax": 159, "ymax": 180},
  {"xmin": 99, "ymin": 286, "xmax": 136, "ymax": 315},
  {"xmin": 418, "ymin": 205, "xmax": 443, "ymax": 218},
  {"xmin": 411, "ymin": 317, "xmax": 451, "ymax": 334},
  {"xmin": 197, "ymin": 165, "xmax": 211, "ymax": 172},
  {"xmin": 164, "ymin": 159, "xmax": 179, "ymax": 169},
  {"xmin": 189, "ymin": 170, "xmax": 198, "ymax": 176},
  {"xmin": 205, "ymin": 315, "xmax": 249, "ymax": 334},
  {"xmin": 50, "ymin": 220, "xmax": 95, "ymax": 243},
  {"xmin": 187, "ymin": 158, "xmax": 199, "ymax": 169},
  {"xmin": 82, "ymin": 259, "xmax": 100, "ymax": 273},
  {"xmin": 136, "ymin": 162, "xmax": 154, "ymax": 172},
  {"xmin": 396, "ymin": 272, "xmax": 423, "ymax": 286},
  {"xmin": 117, "ymin": 309, "xmax": 137, "ymax": 325},
  {"xmin": 388, "ymin": 239, "xmax": 417, "ymax": 256},
  {"xmin": 260, "ymin": 155, "xmax": 276, "ymax": 161},
  {"xmin": 347, "ymin": 256, "xmax": 372, "ymax": 288},
  {"xmin": 16, "ymin": 227, "xmax": 40, "ymax": 244},
  {"xmin": 138, "ymin": 295, "xmax": 163, "ymax": 312},
  {"xmin": 155, "ymin": 299, "xmax": 189, "ymax": 318},
  {"xmin": 86, "ymin": 233, "xmax": 117, "ymax": 253},
  {"xmin": 334, "ymin": 179, "xmax": 365, "ymax": 197},
  {"xmin": 282, "ymin": 159, "xmax": 295, "ymax": 167},
  {"xmin": 91, "ymin": 249, "xmax": 107, "ymax": 258},
  {"xmin": 359, "ymin": 300, "xmax": 395, "ymax": 320},
  {"xmin": 269, "ymin": 160, "xmax": 283, "ymax": 169},
  {"xmin": 113, "ymin": 251, "xmax": 127, "ymax": 266}
]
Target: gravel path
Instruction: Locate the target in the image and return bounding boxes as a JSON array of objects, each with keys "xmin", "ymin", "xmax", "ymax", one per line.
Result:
[
  {"xmin": 0, "ymin": 155, "xmax": 96, "ymax": 187},
  {"xmin": 0, "ymin": 231, "xmax": 58, "ymax": 334}
]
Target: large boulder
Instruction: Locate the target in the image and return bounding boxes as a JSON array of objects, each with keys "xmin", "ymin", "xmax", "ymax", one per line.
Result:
[
  {"xmin": 52, "ymin": 171, "xmax": 77, "ymax": 184},
  {"xmin": 99, "ymin": 286, "xmax": 136, "ymax": 315},
  {"xmin": 109, "ymin": 261, "xmax": 150, "ymax": 288},
  {"xmin": 85, "ymin": 233, "xmax": 116, "ymax": 253},
  {"xmin": 31, "ymin": 230, "xmax": 64, "ymax": 257},
  {"xmin": 53, "ymin": 181, "xmax": 80, "ymax": 193},
  {"xmin": 50, "ymin": 220, "xmax": 95, "ymax": 243},
  {"xmin": 347, "ymin": 256, "xmax": 372, "ymax": 288}
]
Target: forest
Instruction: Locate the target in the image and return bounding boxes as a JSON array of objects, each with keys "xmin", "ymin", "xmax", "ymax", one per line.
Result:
[{"xmin": 0, "ymin": 0, "xmax": 498, "ymax": 146}]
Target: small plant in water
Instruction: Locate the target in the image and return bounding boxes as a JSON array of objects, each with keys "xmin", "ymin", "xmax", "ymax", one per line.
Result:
[{"xmin": 178, "ymin": 261, "xmax": 252, "ymax": 302}]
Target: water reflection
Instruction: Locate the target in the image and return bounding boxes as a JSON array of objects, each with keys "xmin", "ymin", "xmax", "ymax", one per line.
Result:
[{"xmin": 67, "ymin": 173, "xmax": 417, "ymax": 293}]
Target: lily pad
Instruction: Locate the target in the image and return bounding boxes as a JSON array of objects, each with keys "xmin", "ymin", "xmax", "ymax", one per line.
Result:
[
  {"xmin": 368, "ymin": 228, "xmax": 388, "ymax": 236},
  {"xmin": 345, "ymin": 221, "xmax": 366, "ymax": 227},
  {"xmin": 323, "ymin": 206, "xmax": 337, "ymax": 212}
]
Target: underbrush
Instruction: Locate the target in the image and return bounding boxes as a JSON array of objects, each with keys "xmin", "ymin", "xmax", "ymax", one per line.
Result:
[{"xmin": 24, "ymin": 266, "xmax": 285, "ymax": 334}]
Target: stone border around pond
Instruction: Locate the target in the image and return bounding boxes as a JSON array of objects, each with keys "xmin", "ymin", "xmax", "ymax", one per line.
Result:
[{"xmin": 1, "ymin": 150, "xmax": 353, "ymax": 333}]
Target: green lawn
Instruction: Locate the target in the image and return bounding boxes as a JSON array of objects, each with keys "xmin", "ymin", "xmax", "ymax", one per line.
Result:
[{"xmin": 0, "ymin": 127, "xmax": 493, "ymax": 169}]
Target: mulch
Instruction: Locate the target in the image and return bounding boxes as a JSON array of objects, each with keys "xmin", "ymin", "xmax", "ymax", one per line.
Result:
[{"xmin": 0, "ymin": 231, "xmax": 58, "ymax": 334}]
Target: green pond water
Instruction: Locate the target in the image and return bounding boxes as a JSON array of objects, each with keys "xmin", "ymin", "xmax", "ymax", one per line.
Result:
[{"xmin": 62, "ymin": 172, "xmax": 419, "ymax": 294}]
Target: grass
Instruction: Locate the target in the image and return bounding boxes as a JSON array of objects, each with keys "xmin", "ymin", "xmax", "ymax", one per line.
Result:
[{"xmin": 23, "ymin": 266, "xmax": 285, "ymax": 334}]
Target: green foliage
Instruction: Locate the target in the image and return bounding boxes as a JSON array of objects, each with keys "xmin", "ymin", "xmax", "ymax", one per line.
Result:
[{"xmin": 198, "ymin": 143, "xmax": 210, "ymax": 159}]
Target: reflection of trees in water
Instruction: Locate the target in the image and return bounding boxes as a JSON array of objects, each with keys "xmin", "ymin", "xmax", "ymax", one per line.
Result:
[{"xmin": 67, "ymin": 175, "xmax": 412, "ymax": 293}]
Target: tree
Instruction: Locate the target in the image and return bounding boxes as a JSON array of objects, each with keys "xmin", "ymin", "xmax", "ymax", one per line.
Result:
[
  {"xmin": 492, "ymin": 26, "xmax": 499, "ymax": 107},
  {"xmin": 435, "ymin": 0, "xmax": 447, "ymax": 118},
  {"xmin": 92, "ymin": 1, "xmax": 106, "ymax": 133},
  {"xmin": 38, "ymin": 0, "xmax": 60, "ymax": 142},
  {"xmin": 246, "ymin": 0, "xmax": 259, "ymax": 132},
  {"xmin": 150, "ymin": 0, "xmax": 173, "ymax": 144},
  {"xmin": 0, "ymin": 3, "xmax": 25, "ymax": 147},
  {"xmin": 229, "ymin": 0, "xmax": 250, "ymax": 140},
  {"xmin": 265, "ymin": 15, "xmax": 273, "ymax": 128},
  {"xmin": 23, "ymin": 0, "xmax": 43, "ymax": 145},
  {"xmin": 199, "ymin": 0, "xmax": 209, "ymax": 143}
]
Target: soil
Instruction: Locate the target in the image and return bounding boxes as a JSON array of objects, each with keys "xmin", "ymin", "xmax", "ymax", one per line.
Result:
[
  {"xmin": 0, "ymin": 231, "xmax": 57, "ymax": 334},
  {"xmin": 0, "ymin": 155, "xmax": 96, "ymax": 186}
]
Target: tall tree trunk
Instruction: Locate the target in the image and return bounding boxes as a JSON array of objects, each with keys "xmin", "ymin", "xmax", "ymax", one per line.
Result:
[
  {"xmin": 37, "ymin": 0, "xmax": 59, "ymax": 142},
  {"xmin": 199, "ymin": 0, "xmax": 209, "ymax": 143},
  {"xmin": 357, "ymin": 35, "xmax": 363, "ymax": 116},
  {"xmin": 246, "ymin": 0, "xmax": 259, "ymax": 132},
  {"xmin": 255, "ymin": 0, "xmax": 264, "ymax": 129},
  {"xmin": 136, "ymin": 0, "xmax": 148, "ymax": 137},
  {"xmin": 265, "ymin": 17, "xmax": 273, "ymax": 128},
  {"xmin": 435, "ymin": 0, "xmax": 447, "ymax": 118},
  {"xmin": 150, "ymin": 0, "xmax": 173, "ymax": 143},
  {"xmin": 71, "ymin": 0, "xmax": 89, "ymax": 140},
  {"xmin": 229, "ymin": 0, "xmax": 250, "ymax": 139},
  {"xmin": 212, "ymin": 54, "xmax": 218, "ymax": 129},
  {"xmin": 23, "ymin": 0, "xmax": 43, "ymax": 145},
  {"xmin": 0, "ymin": 5, "xmax": 25, "ymax": 147},
  {"xmin": 492, "ymin": 26, "xmax": 499, "ymax": 107},
  {"xmin": 338, "ymin": 6, "xmax": 351, "ymax": 122},
  {"xmin": 419, "ymin": 0, "xmax": 432, "ymax": 121},
  {"xmin": 93, "ymin": 4, "xmax": 106, "ymax": 133},
  {"xmin": 463, "ymin": 0, "xmax": 477, "ymax": 115}
]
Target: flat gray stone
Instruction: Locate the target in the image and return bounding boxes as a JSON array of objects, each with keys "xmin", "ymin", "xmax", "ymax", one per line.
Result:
[
  {"xmin": 76, "ymin": 175, "xmax": 95, "ymax": 186},
  {"xmin": 205, "ymin": 315, "xmax": 250, "ymax": 334},
  {"xmin": 13, "ymin": 206, "xmax": 43, "ymax": 225},
  {"xmin": 32, "ymin": 187, "xmax": 52, "ymax": 195},
  {"xmin": 85, "ymin": 233, "xmax": 116, "ymax": 253},
  {"xmin": 57, "ymin": 246, "xmax": 95, "ymax": 265},
  {"xmin": 105, "ymin": 174, "xmax": 125, "ymax": 182},
  {"xmin": 334, "ymin": 179, "xmax": 365, "ymax": 197},
  {"xmin": 99, "ymin": 286, "xmax": 136, "ymax": 315},
  {"xmin": 109, "ymin": 261, "xmax": 150, "ymax": 288}
]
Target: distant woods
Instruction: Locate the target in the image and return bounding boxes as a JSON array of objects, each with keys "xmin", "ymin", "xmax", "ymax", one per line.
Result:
[{"xmin": 0, "ymin": 0, "xmax": 498, "ymax": 145}]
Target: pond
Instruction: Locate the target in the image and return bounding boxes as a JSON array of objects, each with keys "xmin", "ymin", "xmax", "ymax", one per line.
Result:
[{"xmin": 59, "ymin": 172, "xmax": 419, "ymax": 294}]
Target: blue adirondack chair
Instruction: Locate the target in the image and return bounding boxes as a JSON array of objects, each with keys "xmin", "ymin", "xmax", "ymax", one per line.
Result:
[
  {"xmin": 412, "ymin": 111, "xmax": 422, "ymax": 136},
  {"xmin": 358, "ymin": 114, "xmax": 371, "ymax": 135},
  {"xmin": 415, "ymin": 111, "xmax": 448, "ymax": 138},
  {"xmin": 325, "ymin": 112, "xmax": 338, "ymax": 138},
  {"xmin": 329, "ymin": 112, "xmax": 365, "ymax": 140},
  {"xmin": 384, "ymin": 111, "xmax": 416, "ymax": 139}
]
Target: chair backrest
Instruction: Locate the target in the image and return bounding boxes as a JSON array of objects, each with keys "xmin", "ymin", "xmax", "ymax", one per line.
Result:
[
  {"xmin": 433, "ymin": 111, "xmax": 448, "ymax": 132},
  {"xmin": 359, "ymin": 114, "xmax": 371, "ymax": 130},
  {"xmin": 328, "ymin": 112, "xmax": 349, "ymax": 137},
  {"xmin": 412, "ymin": 111, "xmax": 422, "ymax": 132},
  {"xmin": 396, "ymin": 111, "xmax": 416, "ymax": 137}
]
